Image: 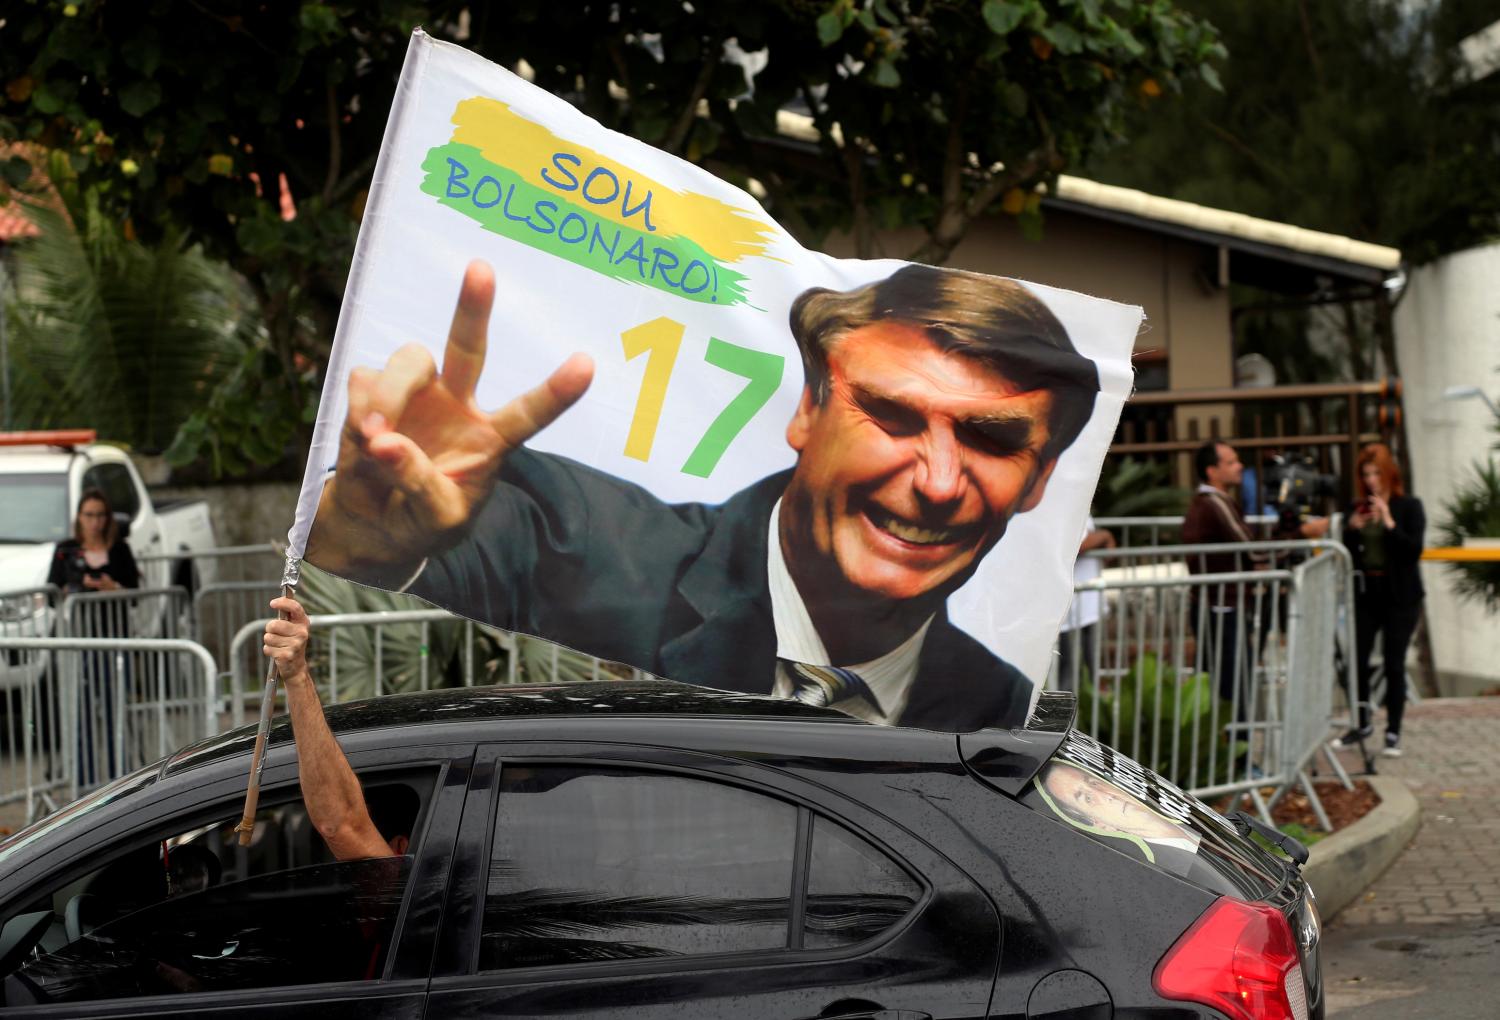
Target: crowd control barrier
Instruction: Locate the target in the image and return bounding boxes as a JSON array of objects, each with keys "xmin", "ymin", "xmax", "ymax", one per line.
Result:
[
  {"xmin": 137, "ymin": 542, "xmax": 285, "ymax": 589},
  {"xmin": 1058, "ymin": 539, "xmax": 1358, "ymax": 827},
  {"xmin": 1093, "ymin": 513, "xmax": 1278, "ymax": 549},
  {"xmin": 0, "ymin": 636, "xmax": 218, "ymax": 823},
  {"xmin": 224, "ymin": 610, "xmax": 647, "ymax": 725}
]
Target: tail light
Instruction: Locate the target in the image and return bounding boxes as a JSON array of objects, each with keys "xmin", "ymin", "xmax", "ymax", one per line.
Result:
[{"xmin": 1153, "ymin": 896, "xmax": 1308, "ymax": 1020}]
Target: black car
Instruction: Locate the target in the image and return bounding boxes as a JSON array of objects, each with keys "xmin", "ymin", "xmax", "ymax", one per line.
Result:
[{"xmin": 0, "ymin": 681, "xmax": 1321, "ymax": 1019}]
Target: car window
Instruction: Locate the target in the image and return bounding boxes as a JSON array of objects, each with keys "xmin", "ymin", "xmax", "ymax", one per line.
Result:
[
  {"xmin": 803, "ymin": 817, "xmax": 921, "ymax": 950},
  {"xmin": 480, "ymin": 765, "xmax": 796, "ymax": 970},
  {"xmin": 6, "ymin": 857, "xmax": 411, "ymax": 1006},
  {"xmin": 0, "ymin": 473, "xmax": 70, "ymax": 543},
  {"xmin": 0, "ymin": 766, "xmax": 157, "ymax": 870},
  {"xmin": 81, "ymin": 463, "xmax": 139, "ymax": 520},
  {"xmin": 0, "ymin": 774, "xmax": 431, "ymax": 1007}
]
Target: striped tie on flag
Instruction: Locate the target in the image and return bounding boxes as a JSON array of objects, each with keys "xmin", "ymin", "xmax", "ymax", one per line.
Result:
[{"xmin": 780, "ymin": 660, "xmax": 882, "ymax": 716}]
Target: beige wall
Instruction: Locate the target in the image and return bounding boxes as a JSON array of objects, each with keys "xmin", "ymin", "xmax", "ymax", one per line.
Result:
[
  {"xmin": 833, "ymin": 209, "xmax": 1233, "ymax": 389},
  {"xmin": 833, "ymin": 210, "xmax": 1236, "ymax": 479},
  {"xmin": 1393, "ymin": 242, "xmax": 1500, "ymax": 692}
]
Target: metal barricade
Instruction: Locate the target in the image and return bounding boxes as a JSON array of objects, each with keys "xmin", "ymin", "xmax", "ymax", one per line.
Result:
[
  {"xmin": 225, "ymin": 610, "xmax": 644, "ymax": 726},
  {"xmin": 1277, "ymin": 553, "xmax": 1343, "ymax": 829},
  {"xmin": 1094, "ymin": 514, "xmax": 1278, "ymax": 549},
  {"xmin": 1058, "ymin": 538, "xmax": 1358, "ymax": 828},
  {"xmin": 0, "ymin": 636, "xmax": 218, "ymax": 823},
  {"xmin": 0, "ymin": 586, "xmax": 66, "ymax": 822},
  {"xmin": 1064, "ymin": 570, "xmax": 1289, "ymax": 797},
  {"xmin": 60, "ymin": 586, "xmax": 194, "ymax": 645},
  {"xmin": 137, "ymin": 542, "xmax": 284, "ymax": 589},
  {"xmin": 194, "ymin": 581, "xmax": 284, "ymax": 671},
  {"xmin": 226, "ymin": 610, "xmax": 479, "ymax": 726},
  {"xmin": 0, "ymin": 584, "xmax": 58, "ymax": 693}
]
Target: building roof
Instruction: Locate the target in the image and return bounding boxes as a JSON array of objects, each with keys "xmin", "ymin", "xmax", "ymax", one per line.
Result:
[{"xmin": 1051, "ymin": 176, "xmax": 1401, "ymax": 274}]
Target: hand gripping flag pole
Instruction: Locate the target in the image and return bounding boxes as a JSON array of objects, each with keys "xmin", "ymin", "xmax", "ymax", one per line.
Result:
[{"xmin": 235, "ymin": 557, "xmax": 300, "ymax": 846}]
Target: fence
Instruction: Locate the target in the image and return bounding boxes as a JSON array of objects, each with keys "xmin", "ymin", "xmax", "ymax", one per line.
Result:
[
  {"xmin": 137, "ymin": 542, "xmax": 285, "ymax": 589},
  {"xmin": 1094, "ymin": 513, "xmax": 1279, "ymax": 549},
  {"xmin": 223, "ymin": 610, "xmax": 646, "ymax": 726},
  {"xmin": 8, "ymin": 534, "xmax": 1362, "ymax": 830},
  {"xmin": 194, "ymin": 581, "xmax": 284, "ymax": 669},
  {"xmin": 0, "ymin": 637, "xmax": 218, "ymax": 823},
  {"xmin": 1109, "ymin": 378, "xmax": 1401, "ymax": 504},
  {"xmin": 59, "ymin": 586, "xmax": 193, "ymax": 644},
  {"xmin": 1057, "ymin": 539, "xmax": 1359, "ymax": 826}
]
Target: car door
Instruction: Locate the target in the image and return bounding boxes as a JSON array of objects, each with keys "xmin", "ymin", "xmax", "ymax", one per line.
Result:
[
  {"xmin": 426, "ymin": 742, "xmax": 1000, "ymax": 1020},
  {"xmin": 0, "ymin": 743, "xmax": 472, "ymax": 1020}
]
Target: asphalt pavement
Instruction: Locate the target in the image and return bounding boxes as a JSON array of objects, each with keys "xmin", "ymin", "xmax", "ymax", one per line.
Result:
[{"xmin": 1322, "ymin": 698, "xmax": 1500, "ymax": 1018}]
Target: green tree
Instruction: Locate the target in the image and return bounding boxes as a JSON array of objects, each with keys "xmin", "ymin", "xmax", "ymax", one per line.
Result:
[
  {"xmin": 1, "ymin": 1, "xmax": 1222, "ymax": 469},
  {"xmin": 1087, "ymin": 0, "xmax": 1500, "ymax": 264},
  {"xmin": 3, "ymin": 191, "xmax": 257, "ymax": 454},
  {"xmin": 1085, "ymin": 1, "xmax": 1499, "ymax": 391}
]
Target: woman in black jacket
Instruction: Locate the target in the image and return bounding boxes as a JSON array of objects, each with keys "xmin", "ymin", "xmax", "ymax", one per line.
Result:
[
  {"xmin": 1336, "ymin": 443, "xmax": 1424, "ymax": 757},
  {"xmin": 47, "ymin": 487, "xmax": 140, "ymax": 595},
  {"xmin": 45, "ymin": 488, "xmax": 139, "ymax": 786}
]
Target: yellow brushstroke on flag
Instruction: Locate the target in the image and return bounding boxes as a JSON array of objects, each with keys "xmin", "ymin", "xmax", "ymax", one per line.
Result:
[{"xmin": 449, "ymin": 97, "xmax": 777, "ymax": 264}]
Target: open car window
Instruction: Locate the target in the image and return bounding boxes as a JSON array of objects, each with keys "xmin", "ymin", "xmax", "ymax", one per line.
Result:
[
  {"xmin": 0, "ymin": 771, "xmax": 434, "ymax": 1008},
  {"xmin": 5, "ymin": 857, "xmax": 412, "ymax": 1006}
]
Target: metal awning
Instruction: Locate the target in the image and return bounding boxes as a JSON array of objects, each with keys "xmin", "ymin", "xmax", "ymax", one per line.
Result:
[{"xmin": 1047, "ymin": 177, "xmax": 1399, "ymax": 289}]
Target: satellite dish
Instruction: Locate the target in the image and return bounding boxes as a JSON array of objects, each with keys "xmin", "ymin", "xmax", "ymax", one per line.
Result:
[{"xmin": 1236, "ymin": 353, "xmax": 1276, "ymax": 389}]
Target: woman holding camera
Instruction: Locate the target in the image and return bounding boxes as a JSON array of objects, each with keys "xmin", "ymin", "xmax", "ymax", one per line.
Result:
[{"xmin": 1335, "ymin": 444, "xmax": 1425, "ymax": 757}]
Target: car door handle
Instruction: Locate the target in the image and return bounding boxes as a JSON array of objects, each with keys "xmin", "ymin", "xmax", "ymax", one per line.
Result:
[{"xmin": 809, "ymin": 1011, "xmax": 931, "ymax": 1020}]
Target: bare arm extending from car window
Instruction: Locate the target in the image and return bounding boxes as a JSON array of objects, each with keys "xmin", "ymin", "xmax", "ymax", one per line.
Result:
[
  {"xmin": 262, "ymin": 596, "xmax": 396, "ymax": 861},
  {"xmin": 303, "ymin": 260, "xmax": 595, "ymax": 589}
]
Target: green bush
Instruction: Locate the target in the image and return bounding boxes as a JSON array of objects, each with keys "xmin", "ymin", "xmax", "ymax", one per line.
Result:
[{"xmin": 1438, "ymin": 457, "xmax": 1500, "ymax": 611}]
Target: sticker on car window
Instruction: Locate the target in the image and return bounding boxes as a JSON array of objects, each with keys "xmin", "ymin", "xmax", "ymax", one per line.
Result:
[{"xmin": 1035, "ymin": 760, "xmax": 1202, "ymax": 863}]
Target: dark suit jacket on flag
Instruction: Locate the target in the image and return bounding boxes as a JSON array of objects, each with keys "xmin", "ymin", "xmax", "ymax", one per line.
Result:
[{"xmin": 412, "ymin": 448, "xmax": 1033, "ymax": 731}]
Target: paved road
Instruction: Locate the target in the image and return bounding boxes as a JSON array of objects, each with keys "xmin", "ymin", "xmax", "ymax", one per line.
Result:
[{"xmin": 1322, "ymin": 698, "xmax": 1500, "ymax": 1017}]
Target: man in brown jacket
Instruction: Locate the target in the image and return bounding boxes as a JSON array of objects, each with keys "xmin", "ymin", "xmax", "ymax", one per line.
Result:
[{"xmin": 1182, "ymin": 441, "xmax": 1268, "ymax": 709}]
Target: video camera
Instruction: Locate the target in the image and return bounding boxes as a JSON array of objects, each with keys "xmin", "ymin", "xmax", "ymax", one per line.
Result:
[{"xmin": 1263, "ymin": 453, "xmax": 1338, "ymax": 535}]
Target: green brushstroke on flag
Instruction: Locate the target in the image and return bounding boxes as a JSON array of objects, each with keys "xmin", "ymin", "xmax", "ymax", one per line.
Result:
[{"xmin": 419, "ymin": 143, "xmax": 748, "ymax": 307}]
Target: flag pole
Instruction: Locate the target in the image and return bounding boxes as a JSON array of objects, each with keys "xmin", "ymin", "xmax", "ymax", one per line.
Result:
[{"xmin": 235, "ymin": 579, "xmax": 295, "ymax": 846}]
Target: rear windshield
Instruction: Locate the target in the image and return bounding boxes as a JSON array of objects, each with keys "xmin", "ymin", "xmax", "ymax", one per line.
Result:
[{"xmin": 1020, "ymin": 732, "xmax": 1286, "ymax": 900}]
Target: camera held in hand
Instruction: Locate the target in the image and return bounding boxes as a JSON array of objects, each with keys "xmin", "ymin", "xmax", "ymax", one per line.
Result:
[{"xmin": 1264, "ymin": 453, "xmax": 1337, "ymax": 537}]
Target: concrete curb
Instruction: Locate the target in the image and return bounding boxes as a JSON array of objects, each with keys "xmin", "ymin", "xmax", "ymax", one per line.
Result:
[{"xmin": 1302, "ymin": 774, "xmax": 1420, "ymax": 921}]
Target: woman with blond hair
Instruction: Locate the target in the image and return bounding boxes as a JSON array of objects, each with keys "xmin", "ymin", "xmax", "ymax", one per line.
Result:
[{"xmin": 1334, "ymin": 443, "xmax": 1425, "ymax": 757}]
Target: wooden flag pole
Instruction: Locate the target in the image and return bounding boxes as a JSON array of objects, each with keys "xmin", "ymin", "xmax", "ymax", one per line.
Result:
[{"xmin": 235, "ymin": 581, "xmax": 294, "ymax": 846}]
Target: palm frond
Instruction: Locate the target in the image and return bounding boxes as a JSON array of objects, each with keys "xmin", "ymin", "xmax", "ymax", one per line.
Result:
[
  {"xmin": 1093, "ymin": 457, "xmax": 1190, "ymax": 518},
  {"xmin": 4, "ymin": 201, "xmax": 256, "ymax": 452},
  {"xmin": 1438, "ymin": 458, "xmax": 1500, "ymax": 610},
  {"xmin": 296, "ymin": 561, "xmax": 470, "ymax": 699}
]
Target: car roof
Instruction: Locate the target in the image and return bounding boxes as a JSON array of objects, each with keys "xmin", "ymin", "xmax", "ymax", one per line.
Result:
[
  {"xmin": 0, "ymin": 452, "xmax": 72, "ymax": 472},
  {"xmin": 163, "ymin": 679, "xmax": 861, "ymax": 778}
]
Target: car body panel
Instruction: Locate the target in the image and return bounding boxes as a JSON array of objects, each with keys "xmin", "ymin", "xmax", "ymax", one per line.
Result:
[
  {"xmin": 0, "ymin": 682, "xmax": 1321, "ymax": 1019},
  {"xmin": 424, "ymin": 740, "xmax": 1001, "ymax": 1019}
]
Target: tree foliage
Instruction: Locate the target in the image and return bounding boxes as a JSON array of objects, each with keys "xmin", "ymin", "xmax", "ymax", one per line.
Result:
[
  {"xmin": 0, "ymin": 1, "xmax": 1222, "ymax": 471},
  {"xmin": 3, "ymin": 192, "xmax": 256, "ymax": 454},
  {"xmin": 1086, "ymin": 0, "xmax": 1500, "ymax": 264}
]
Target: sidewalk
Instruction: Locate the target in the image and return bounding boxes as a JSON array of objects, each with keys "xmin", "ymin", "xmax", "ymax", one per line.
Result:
[{"xmin": 1328, "ymin": 696, "xmax": 1500, "ymax": 926}]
